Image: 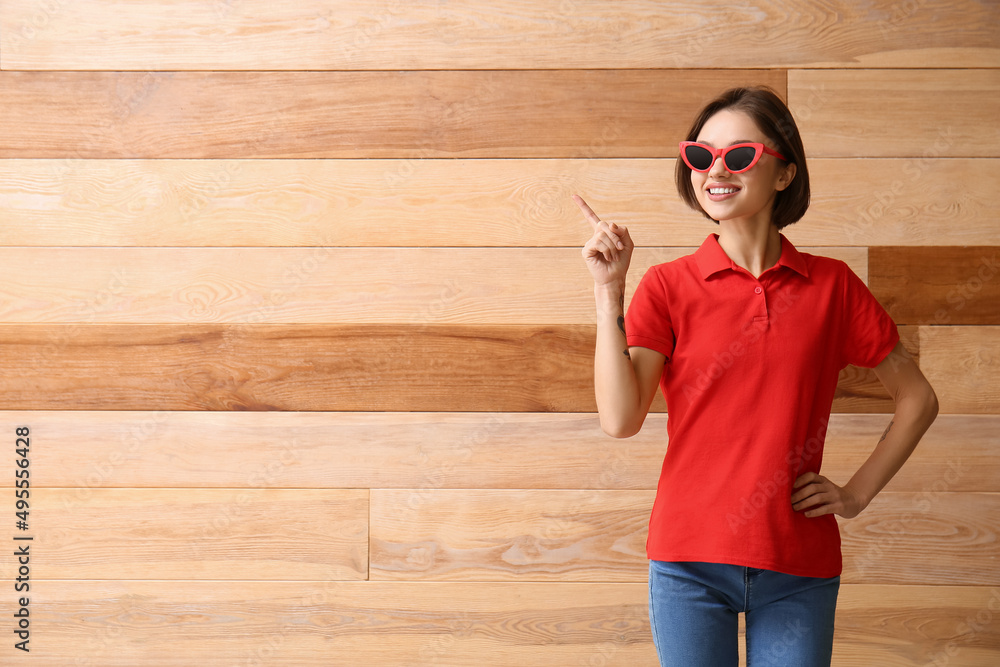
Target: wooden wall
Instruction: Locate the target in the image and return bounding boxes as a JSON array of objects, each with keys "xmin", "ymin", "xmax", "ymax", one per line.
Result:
[{"xmin": 0, "ymin": 1, "xmax": 998, "ymax": 664}]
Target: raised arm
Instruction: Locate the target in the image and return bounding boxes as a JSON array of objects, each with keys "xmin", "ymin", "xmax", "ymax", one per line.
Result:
[{"xmin": 575, "ymin": 195, "xmax": 665, "ymax": 438}]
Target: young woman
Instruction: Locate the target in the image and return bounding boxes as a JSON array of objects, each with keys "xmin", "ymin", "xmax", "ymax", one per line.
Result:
[{"xmin": 576, "ymin": 86, "xmax": 939, "ymax": 666}]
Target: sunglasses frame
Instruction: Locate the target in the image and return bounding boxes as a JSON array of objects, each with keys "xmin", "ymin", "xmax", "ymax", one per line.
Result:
[{"xmin": 679, "ymin": 141, "xmax": 787, "ymax": 174}]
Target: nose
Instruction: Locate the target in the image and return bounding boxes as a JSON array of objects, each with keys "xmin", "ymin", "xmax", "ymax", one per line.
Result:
[{"xmin": 708, "ymin": 155, "xmax": 731, "ymax": 177}]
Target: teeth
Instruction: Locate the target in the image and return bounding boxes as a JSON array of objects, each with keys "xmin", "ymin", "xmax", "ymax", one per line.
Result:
[{"xmin": 709, "ymin": 187, "xmax": 739, "ymax": 195}]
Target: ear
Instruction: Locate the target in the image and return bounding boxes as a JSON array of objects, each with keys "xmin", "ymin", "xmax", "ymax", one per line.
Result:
[{"xmin": 775, "ymin": 162, "xmax": 797, "ymax": 192}]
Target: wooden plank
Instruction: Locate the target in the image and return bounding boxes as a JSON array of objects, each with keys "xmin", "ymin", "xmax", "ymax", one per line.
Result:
[
  {"xmin": 920, "ymin": 326, "xmax": 1000, "ymax": 414},
  {"xmin": 0, "ymin": 412, "xmax": 992, "ymax": 492},
  {"xmin": 785, "ymin": 159, "xmax": 1000, "ymax": 247},
  {"xmin": 0, "ymin": 581, "xmax": 995, "ymax": 666},
  {"xmin": 788, "ymin": 70, "xmax": 1000, "ymax": 158},
  {"xmin": 370, "ymin": 489, "xmax": 997, "ymax": 586},
  {"xmin": 0, "ymin": 581, "xmax": 656, "ymax": 666},
  {"xmin": 869, "ymin": 247, "xmax": 1000, "ymax": 325},
  {"xmin": 0, "ymin": 246, "xmax": 865, "ymax": 325},
  {"xmin": 3, "ymin": 158, "xmax": 997, "ymax": 248},
  {"xmin": 0, "ymin": 489, "xmax": 367, "ymax": 581},
  {"xmin": 2, "ymin": 1, "xmax": 997, "ymax": 70},
  {"xmin": 0, "ymin": 411, "xmax": 666, "ymax": 490},
  {"xmin": 0, "ymin": 324, "xmax": 904, "ymax": 413},
  {"xmin": 371, "ymin": 490, "xmax": 653, "ymax": 582},
  {"xmin": 0, "ymin": 324, "xmax": 596, "ymax": 412},
  {"xmin": 0, "ymin": 70, "xmax": 785, "ymax": 159},
  {"xmin": 841, "ymin": 492, "xmax": 1000, "ymax": 586}
]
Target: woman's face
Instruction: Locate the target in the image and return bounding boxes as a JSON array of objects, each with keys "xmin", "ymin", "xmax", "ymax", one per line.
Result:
[{"xmin": 690, "ymin": 108, "xmax": 796, "ymax": 227}]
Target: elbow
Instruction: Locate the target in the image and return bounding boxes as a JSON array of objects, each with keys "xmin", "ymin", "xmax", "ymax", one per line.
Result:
[
  {"xmin": 923, "ymin": 385, "xmax": 940, "ymax": 425},
  {"xmin": 599, "ymin": 414, "xmax": 643, "ymax": 439}
]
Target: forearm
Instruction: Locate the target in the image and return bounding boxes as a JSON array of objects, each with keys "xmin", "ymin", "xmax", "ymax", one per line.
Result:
[
  {"xmin": 593, "ymin": 281, "xmax": 643, "ymax": 437},
  {"xmin": 844, "ymin": 387, "xmax": 939, "ymax": 509}
]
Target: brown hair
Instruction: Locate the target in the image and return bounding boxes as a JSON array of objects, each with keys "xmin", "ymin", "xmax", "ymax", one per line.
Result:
[{"xmin": 675, "ymin": 86, "xmax": 809, "ymax": 230}]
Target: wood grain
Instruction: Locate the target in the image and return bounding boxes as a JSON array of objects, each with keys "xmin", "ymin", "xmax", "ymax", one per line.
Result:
[
  {"xmin": 371, "ymin": 490, "xmax": 653, "ymax": 582},
  {"xmin": 786, "ymin": 159, "xmax": 1000, "ymax": 247},
  {"xmin": 0, "ymin": 323, "xmax": 908, "ymax": 413},
  {"xmin": 0, "ymin": 581, "xmax": 995, "ymax": 665},
  {"xmin": 2, "ymin": 1, "xmax": 997, "ymax": 70},
  {"xmin": 920, "ymin": 326, "xmax": 1000, "ymax": 414},
  {"xmin": 869, "ymin": 247, "xmax": 1000, "ymax": 325},
  {"xmin": 5, "ymin": 158, "xmax": 994, "ymax": 248},
  {"xmin": 369, "ymin": 489, "xmax": 997, "ymax": 586},
  {"xmin": 0, "ymin": 70, "xmax": 785, "ymax": 159},
  {"xmin": 789, "ymin": 69, "xmax": 1000, "ymax": 158},
  {"xmin": 0, "ymin": 489, "xmax": 368, "ymax": 581},
  {"xmin": 0, "ymin": 246, "xmax": 865, "ymax": 325},
  {"xmin": 0, "ymin": 324, "xmax": 597, "ymax": 412},
  {"xmin": 2, "ymin": 581, "xmax": 656, "ymax": 666},
  {"xmin": 1, "ymin": 412, "xmax": 993, "ymax": 492}
]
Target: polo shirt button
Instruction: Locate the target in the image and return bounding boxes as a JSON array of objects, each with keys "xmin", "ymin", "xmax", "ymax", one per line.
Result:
[{"xmin": 754, "ymin": 286, "xmax": 763, "ymax": 294}]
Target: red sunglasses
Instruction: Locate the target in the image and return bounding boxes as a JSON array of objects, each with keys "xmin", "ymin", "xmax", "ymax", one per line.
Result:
[{"xmin": 679, "ymin": 141, "xmax": 787, "ymax": 174}]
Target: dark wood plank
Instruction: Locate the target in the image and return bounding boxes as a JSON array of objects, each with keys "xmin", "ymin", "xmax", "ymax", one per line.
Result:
[
  {"xmin": 0, "ymin": 323, "xmax": 907, "ymax": 413},
  {"xmin": 2, "ymin": 0, "xmax": 997, "ymax": 70},
  {"xmin": 0, "ymin": 324, "xmax": 596, "ymax": 412},
  {"xmin": 870, "ymin": 247, "xmax": 1000, "ymax": 325},
  {"xmin": 0, "ymin": 70, "xmax": 784, "ymax": 159}
]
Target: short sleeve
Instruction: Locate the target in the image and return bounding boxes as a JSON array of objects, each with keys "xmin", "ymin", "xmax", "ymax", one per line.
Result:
[
  {"xmin": 625, "ymin": 266, "xmax": 676, "ymax": 360},
  {"xmin": 841, "ymin": 264, "xmax": 899, "ymax": 368}
]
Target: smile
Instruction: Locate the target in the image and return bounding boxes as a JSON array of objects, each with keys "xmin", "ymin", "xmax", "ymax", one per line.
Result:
[{"xmin": 708, "ymin": 187, "xmax": 740, "ymax": 195}]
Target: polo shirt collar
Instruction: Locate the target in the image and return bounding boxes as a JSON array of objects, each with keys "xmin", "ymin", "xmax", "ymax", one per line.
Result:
[{"xmin": 694, "ymin": 233, "xmax": 809, "ymax": 280}]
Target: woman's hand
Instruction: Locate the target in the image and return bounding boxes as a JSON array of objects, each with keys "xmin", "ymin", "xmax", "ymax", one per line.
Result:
[
  {"xmin": 791, "ymin": 472, "xmax": 866, "ymax": 519},
  {"xmin": 575, "ymin": 195, "xmax": 634, "ymax": 286}
]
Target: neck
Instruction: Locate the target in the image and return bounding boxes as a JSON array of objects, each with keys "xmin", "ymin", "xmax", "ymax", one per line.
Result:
[{"xmin": 716, "ymin": 219, "xmax": 782, "ymax": 279}]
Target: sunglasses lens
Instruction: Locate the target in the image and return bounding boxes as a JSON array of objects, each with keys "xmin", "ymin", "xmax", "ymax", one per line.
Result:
[
  {"xmin": 683, "ymin": 145, "xmax": 714, "ymax": 171},
  {"xmin": 724, "ymin": 146, "xmax": 758, "ymax": 172}
]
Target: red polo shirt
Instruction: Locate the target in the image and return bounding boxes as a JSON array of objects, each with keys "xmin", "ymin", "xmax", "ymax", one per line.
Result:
[{"xmin": 625, "ymin": 233, "xmax": 898, "ymax": 578}]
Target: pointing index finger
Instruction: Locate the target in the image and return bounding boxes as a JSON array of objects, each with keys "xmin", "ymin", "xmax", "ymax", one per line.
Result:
[{"xmin": 573, "ymin": 194, "xmax": 602, "ymax": 230}]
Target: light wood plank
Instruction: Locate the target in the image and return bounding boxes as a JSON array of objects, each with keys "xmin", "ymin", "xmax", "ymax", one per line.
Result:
[
  {"xmin": 785, "ymin": 159, "xmax": 1000, "ymax": 247},
  {"xmin": 0, "ymin": 581, "xmax": 657, "ymax": 666},
  {"xmin": 0, "ymin": 581, "xmax": 995, "ymax": 665},
  {"xmin": 369, "ymin": 490, "xmax": 997, "ymax": 585},
  {"xmin": 2, "ymin": 1, "xmax": 997, "ymax": 70},
  {"xmin": 920, "ymin": 326, "xmax": 1000, "ymax": 414},
  {"xmin": 371, "ymin": 490, "xmax": 653, "ymax": 582},
  {"xmin": 0, "ymin": 324, "xmax": 903, "ymax": 413},
  {"xmin": 0, "ymin": 70, "xmax": 784, "ymax": 159},
  {"xmin": 0, "ymin": 411, "xmax": 666, "ymax": 490},
  {"xmin": 0, "ymin": 412, "xmax": 992, "ymax": 492},
  {"xmin": 0, "ymin": 489, "xmax": 367, "ymax": 581},
  {"xmin": 870, "ymin": 247, "xmax": 1000, "ymax": 325},
  {"xmin": 788, "ymin": 70, "xmax": 1000, "ymax": 158},
  {"xmin": 5, "ymin": 158, "xmax": 994, "ymax": 248},
  {"xmin": 0, "ymin": 246, "xmax": 865, "ymax": 325}
]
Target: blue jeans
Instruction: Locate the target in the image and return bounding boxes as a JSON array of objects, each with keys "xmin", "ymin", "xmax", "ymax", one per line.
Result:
[{"xmin": 648, "ymin": 560, "xmax": 840, "ymax": 667}]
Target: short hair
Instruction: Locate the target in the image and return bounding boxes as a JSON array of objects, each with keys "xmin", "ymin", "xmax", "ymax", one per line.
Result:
[{"xmin": 675, "ymin": 86, "xmax": 810, "ymax": 230}]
